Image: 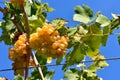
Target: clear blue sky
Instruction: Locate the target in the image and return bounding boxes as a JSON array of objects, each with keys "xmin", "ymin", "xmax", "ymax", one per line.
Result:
[{"xmin": 0, "ymin": 0, "xmax": 120, "ymax": 80}]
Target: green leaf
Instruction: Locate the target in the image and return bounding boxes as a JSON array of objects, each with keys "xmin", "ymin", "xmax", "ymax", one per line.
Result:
[
  {"xmin": 73, "ymin": 14, "xmax": 90, "ymax": 24},
  {"xmin": 96, "ymin": 14, "xmax": 110, "ymax": 27},
  {"xmin": 101, "ymin": 26, "xmax": 110, "ymax": 46},
  {"xmin": 67, "ymin": 27, "xmax": 77, "ymax": 36},
  {"xmin": 82, "ymin": 5, "xmax": 93, "ymax": 17},
  {"xmin": 73, "ymin": 5, "xmax": 92, "ymax": 23},
  {"xmin": 64, "ymin": 69, "xmax": 79, "ymax": 80},
  {"xmin": 14, "ymin": 75, "xmax": 23, "ymax": 80},
  {"xmin": 63, "ymin": 43, "xmax": 85, "ymax": 70},
  {"xmin": 56, "ymin": 56, "xmax": 63, "ymax": 65},
  {"xmin": 25, "ymin": 2, "xmax": 31, "ymax": 16},
  {"xmin": 51, "ymin": 18, "xmax": 67, "ymax": 29},
  {"xmin": 0, "ymin": 21, "xmax": 16, "ymax": 45},
  {"xmin": 44, "ymin": 70, "xmax": 55, "ymax": 80},
  {"xmin": 86, "ymin": 49, "xmax": 99, "ymax": 58},
  {"xmin": 58, "ymin": 26, "xmax": 68, "ymax": 36},
  {"xmin": 88, "ymin": 54, "xmax": 109, "ymax": 72},
  {"xmin": 110, "ymin": 19, "xmax": 120, "ymax": 32},
  {"xmin": 118, "ymin": 34, "xmax": 120, "ymax": 45},
  {"xmin": 69, "ymin": 43, "xmax": 85, "ymax": 64},
  {"xmin": 82, "ymin": 23, "xmax": 102, "ymax": 51},
  {"xmin": 47, "ymin": 7, "xmax": 54, "ymax": 12},
  {"xmin": 90, "ymin": 11, "xmax": 101, "ymax": 22}
]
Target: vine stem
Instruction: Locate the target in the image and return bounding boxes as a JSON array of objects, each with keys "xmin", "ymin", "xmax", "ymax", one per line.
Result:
[
  {"xmin": 19, "ymin": 3, "xmax": 31, "ymax": 80},
  {"xmin": 31, "ymin": 53, "xmax": 45, "ymax": 80},
  {"xmin": 19, "ymin": 3, "xmax": 45, "ymax": 80}
]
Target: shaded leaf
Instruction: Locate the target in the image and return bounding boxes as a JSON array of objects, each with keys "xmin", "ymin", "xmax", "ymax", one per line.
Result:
[
  {"xmin": 101, "ymin": 26, "xmax": 110, "ymax": 46},
  {"xmin": 63, "ymin": 43, "xmax": 85, "ymax": 70},
  {"xmin": 52, "ymin": 18, "xmax": 67, "ymax": 29},
  {"xmin": 82, "ymin": 23, "xmax": 102, "ymax": 51},
  {"xmin": 82, "ymin": 5, "xmax": 93, "ymax": 17},
  {"xmin": 67, "ymin": 27, "xmax": 77, "ymax": 36},
  {"xmin": 56, "ymin": 56, "xmax": 63, "ymax": 65}
]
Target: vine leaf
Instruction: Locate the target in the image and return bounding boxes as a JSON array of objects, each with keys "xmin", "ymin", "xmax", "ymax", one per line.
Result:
[
  {"xmin": 82, "ymin": 23, "xmax": 102, "ymax": 51},
  {"xmin": 88, "ymin": 54, "xmax": 109, "ymax": 72},
  {"xmin": 51, "ymin": 18, "xmax": 67, "ymax": 29},
  {"xmin": 14, "ymin": 75, "xmax": 23, "ymax": 80},
  {"xmin": 73, "ymin": 14, "xmax": 90, "ymax": 24},
  {"xmin": 101, "ymin": 26, "xmax": 110, "ymax": 46},
  {"xmin": 63, "ymin": 43, "xmax": 85, "ymax": 70},
  {"xmin": 44, "ymin": 70, "xmax": 55, "ymax": 80},
  {"xmin": 67, "ymin": 27, "xmax": 77, "ymax": 36},
  {"xmin": 96, "ymin": 14, "xmax": 110, "ymax": 27},
  {"xmin": 86, "ymin": 49, "xmax": 99, "ymax": 58},
  {"xmin": 73, "ymin": 5, "xmax": 93, "ymax": 24},
  {"xmin": 56, "ymin": 55, "xmax": 63, "ymax": 65},
  {"xmin": 64, "ymin": 69, "xmax": 79, "ymax": 80}
]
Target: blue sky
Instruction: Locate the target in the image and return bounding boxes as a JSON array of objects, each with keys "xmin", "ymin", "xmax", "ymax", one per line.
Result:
[{"xmin": 0, "ymin": 0, "xmax": 120, "ymax": 80}]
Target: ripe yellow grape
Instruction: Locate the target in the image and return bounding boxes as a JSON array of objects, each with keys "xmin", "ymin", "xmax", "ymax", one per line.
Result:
[
  {"xmin": 8, "ymin": 33, "xmax": 32, "ymax": 76},
  {"xmin": 29, "ymin": 23, "xmax": 69, "ymax": 58}
]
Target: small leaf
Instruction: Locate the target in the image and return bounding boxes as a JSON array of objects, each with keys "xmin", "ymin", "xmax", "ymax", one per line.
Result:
[
  {"xmin": 73, "ymin": 5, "xmax": 92, "ymax": 24},
  {"xmin": 101, "ymin": 26, "xmax": 110, "ymax": 46},
  {"xmin": 67, "ymin": 27, "xmax": 77, "ymax": 36},
  {"xmin": 82, "ymin": 23, "xmax": 102, "ymax": 51},
  {"xmin": 56, "ymin": 56, "xmax": 63, "ymax": 65},
  {"xmin": 14, "ymin": 75, "xmax": 23, "ymax": 80},
  {"xmin": 86, "ymin": 49, "xmax": 99, "ymax": 58},
  {"xmin": 63, "ymin": 43, "xmax": 85, "ymax": 70},
  {"xmin": 47, "ymin": 57, "xmax": 52, "ymax": 64},
  {"xmin": 118, "ymin": 34, "xmax": 120, "ymax": 45},
  {"xmin": 52, "ymin": 18, "xmax": 67, "ymax": 29},
  {"xmin": 64, "ymin": 69, "xmax": 79, "ymax": 80},
  {"xmin": 96, "ymin": 14, "xmax": 110, "ymax": 27},
  {"xmin": 90, "ymin": 11, "xmax": 101, "ymax": 22},
  {"xmin": 73, "ymin": 14, "xmax": 90, "ymax": 24},
  {"xmin": 69, "ymin": 43, "xmax": 85, "ymax": 64},
  {"xmin": 88, "ymin": 54, "xmax": 109, "ymax": 72},
  {"xmin": 82, "ymin": 5, "xmax": 93, "ymax": 17},
  {"xmin": 47, "ymin": 7, "xmax": 54, "ymax": 12},
  {"xmin": 45, "ymin": 70, "xmax": 55, "ymax": 80},
  {"xmin": 111, "ymin": 13, "xmax": 119, "ymax": 19}
]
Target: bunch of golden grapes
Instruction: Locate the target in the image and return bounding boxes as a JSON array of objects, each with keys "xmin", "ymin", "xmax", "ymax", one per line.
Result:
[
  {"xmin": 9, "ymin": 34, "xmax": 35, "ymax": 76},
  {"xmin": 10, "ymin": 0, "xmax": 26, "ymax": 4},
  {"xmin": 29, "ymin": 23, "xmax": 69, "ymax": 58}
]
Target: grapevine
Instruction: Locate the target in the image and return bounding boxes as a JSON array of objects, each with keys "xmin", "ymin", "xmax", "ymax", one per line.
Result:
[{"xmin": 0, "ymin": 0, "xmax": 120, "ymax": 80}]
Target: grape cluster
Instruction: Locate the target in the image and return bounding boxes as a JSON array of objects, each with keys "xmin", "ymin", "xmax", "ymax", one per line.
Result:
[
  {"xmin": 29, "ymin": 23, "xmax": 69, "ymax": 58},
  {"xmin": 10, "ymin": 0, "xmax": 26, "ymax": 4},
  {"xmin": 9, "ymin": 34, "xmax": 34, "ymax": 76}
]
